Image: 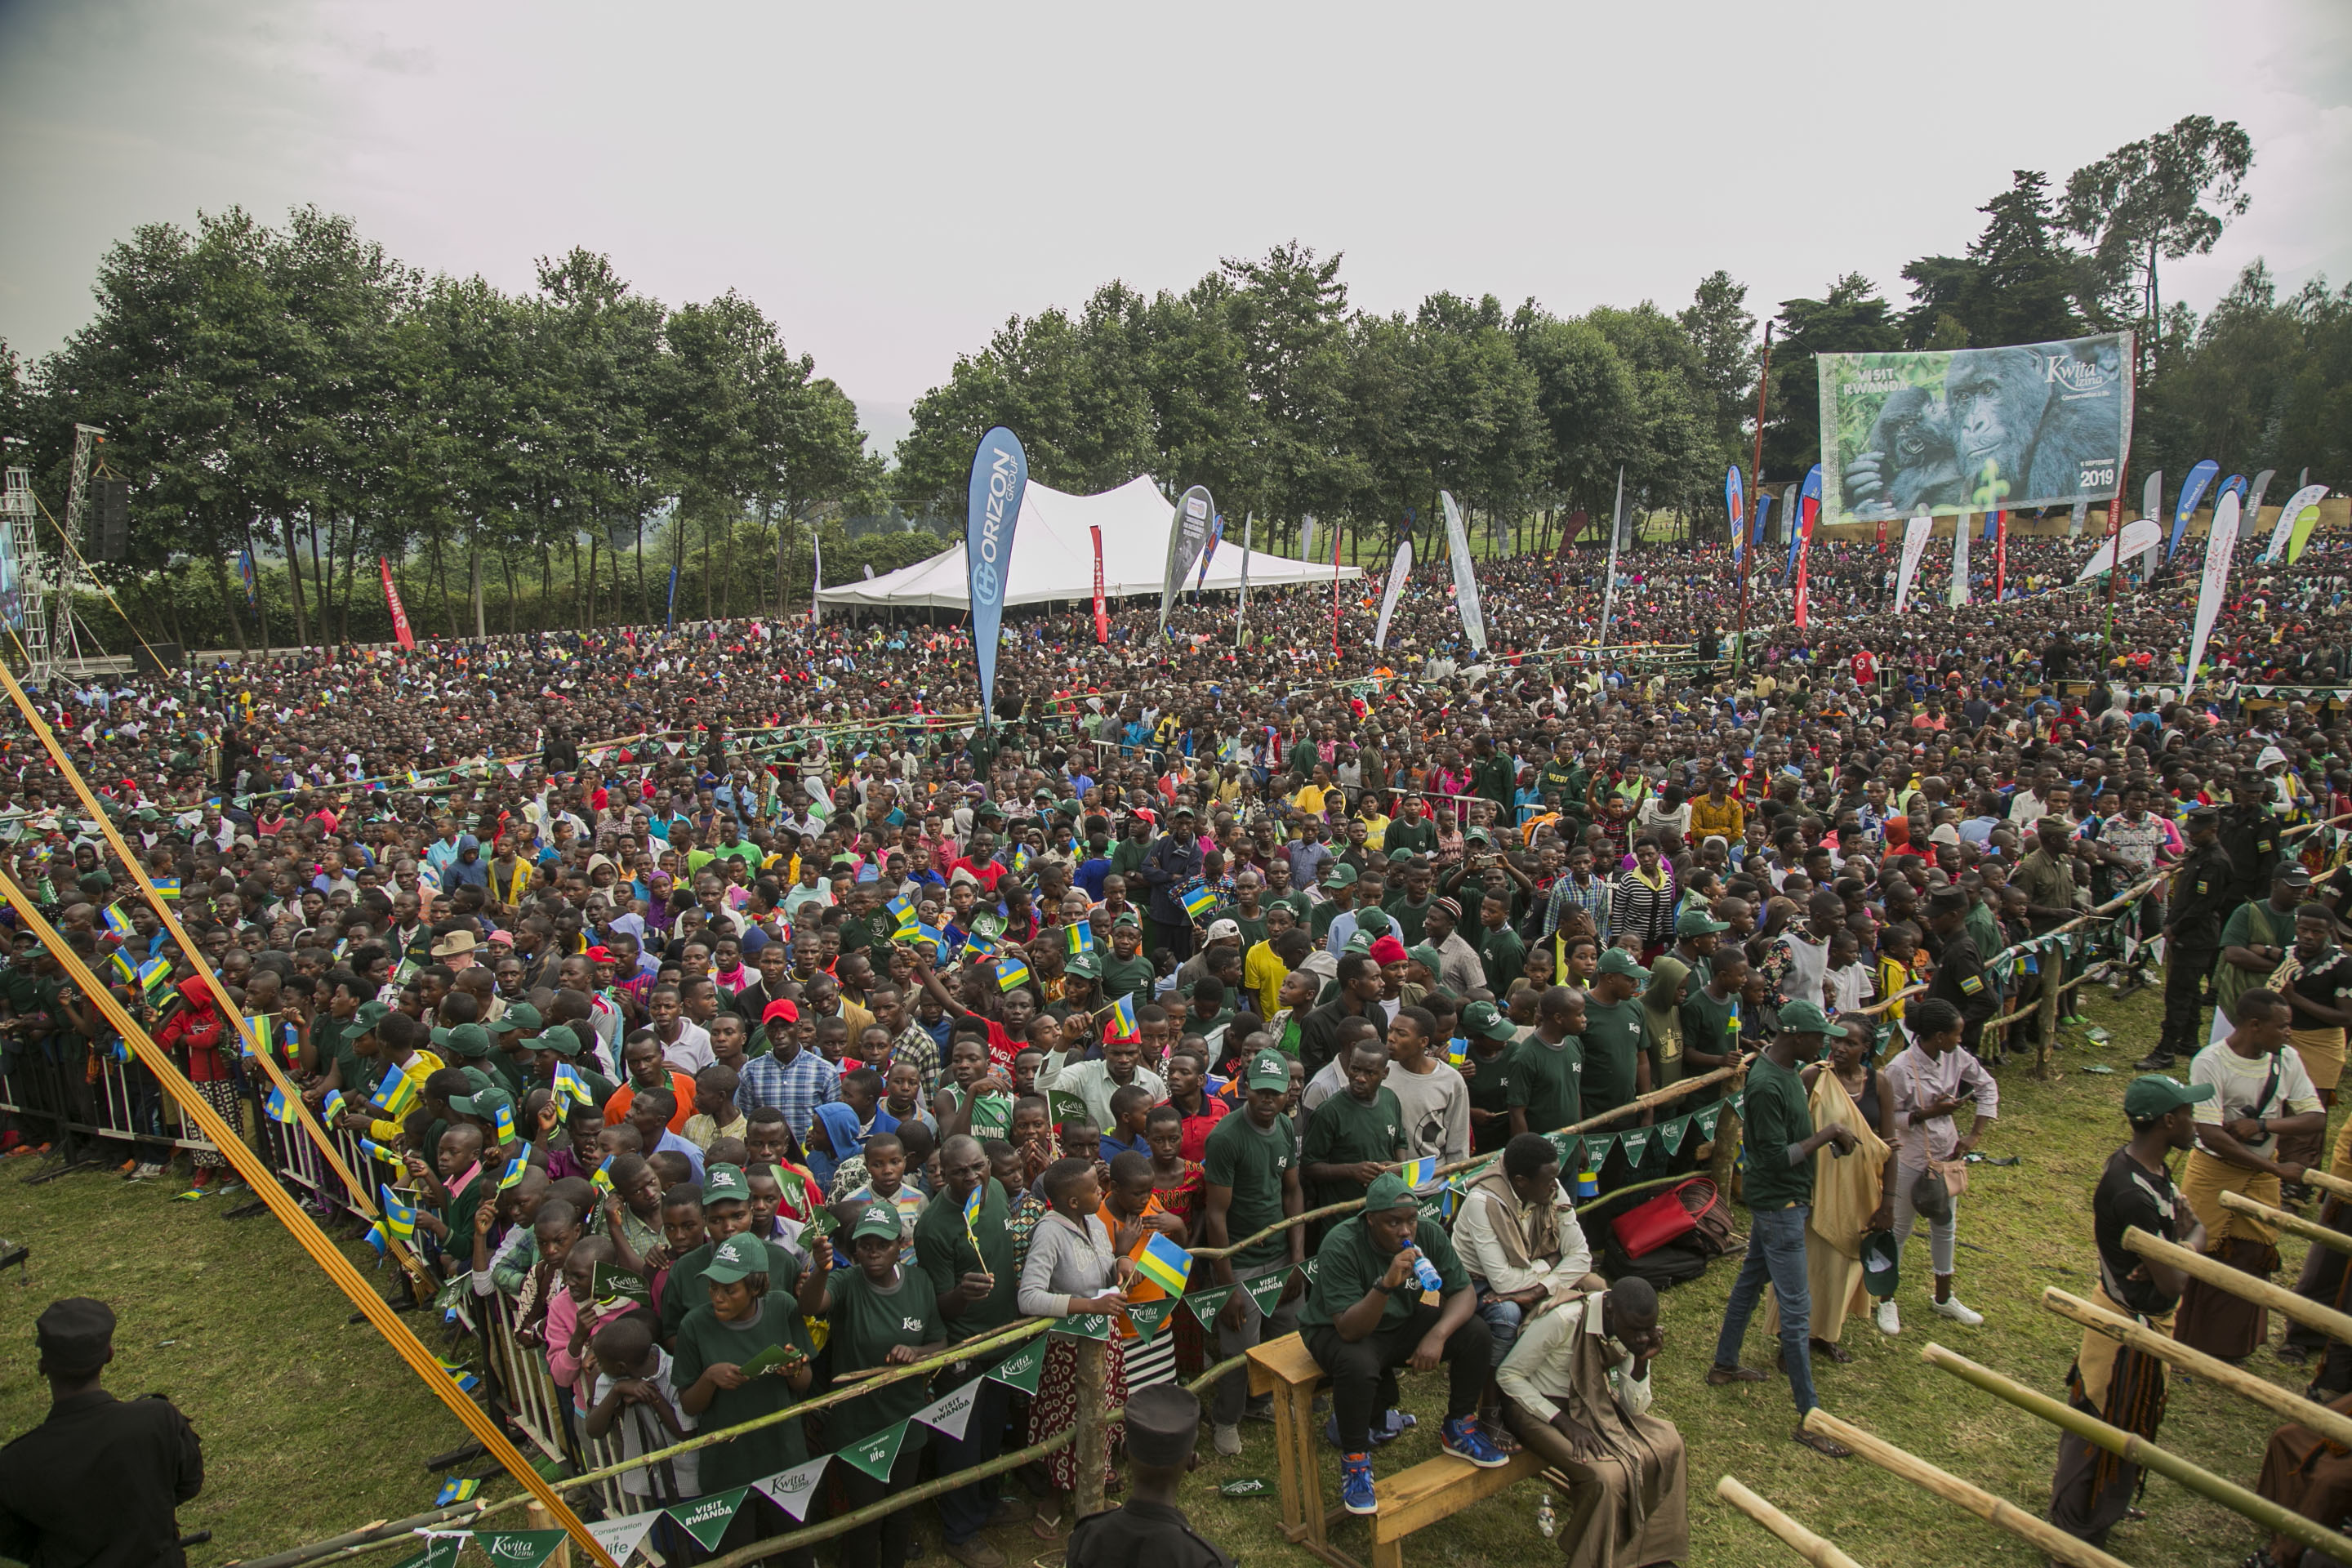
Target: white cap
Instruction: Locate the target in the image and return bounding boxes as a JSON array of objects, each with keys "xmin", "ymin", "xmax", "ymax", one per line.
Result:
[{"xmin": 1207, "ymin": 919, "xmax": 1242, "ymax": 942}]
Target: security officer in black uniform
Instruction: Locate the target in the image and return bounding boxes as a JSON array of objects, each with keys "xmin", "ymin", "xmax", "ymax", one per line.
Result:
[
  {"xmin": 0, "ymin": 1298, "xmax": 203, "ymax": 1568},
  {"xmin": 1925, "ymin": 887, "xmax": 1997, "ymax": 1057},
  {"xmin": 2217, "ymin": 767, "xmax": 2281, "ymax": 907},
  {"xmin": 2138, "ymin": 804, "xmax": 2235, "ymax": 1070},
  {"xmin": 1065, "ymin": 1384, "xmax": 1232, "ymax": 1568}
]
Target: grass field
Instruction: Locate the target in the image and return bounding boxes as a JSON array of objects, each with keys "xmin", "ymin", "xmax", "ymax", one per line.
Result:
[{"xmin": 0, "ymin": 980, "xmax": 2320, "ymax": 1567}]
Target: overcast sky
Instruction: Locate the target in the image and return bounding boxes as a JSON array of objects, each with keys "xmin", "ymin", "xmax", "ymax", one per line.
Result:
[{"xmin": 2, "ymin": 0, "xmax": 2346, "ymax": 441}]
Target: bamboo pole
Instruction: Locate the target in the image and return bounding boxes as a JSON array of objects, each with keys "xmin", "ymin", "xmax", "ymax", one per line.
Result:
[
  {"xmin": 1800, "ymin": 1410, "xmax": 2132, "ymax": 1568},
  {"xmin": 1712, "ymin": 1476, "xmax": 1864, "ymax": 1568},
  {"xmin": 2042, "ymin": 1287, "xmax": 2352, "ymax": 1448},
  {"xmin": 1076, "ymin": 1339, "xmax": 1111, "ymax": 1517},
  {"xmin": 1919, "ymin": 1342, "xmax": 2352, "ymax": 1563},
  {"xmin": 2300, "ymin": 1168, "xmax": 2352, "ymax": 1205},
  {"xmin": 0, "ymin": 869, "xmax": 618, "ymax": 1568},
  {"xmin": 2222, "ymin": 1191, "xmax": 2352, "ymax": 1257},
  {"xmin": 2123, "ymin": 1225, "xmax": 2352, "ymax": 1343}
]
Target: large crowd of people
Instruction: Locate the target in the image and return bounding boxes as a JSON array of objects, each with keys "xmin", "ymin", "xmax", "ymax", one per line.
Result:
[{"xmin": 2, "ymin": 514, "xmax": 2352, "ymax": 1568}]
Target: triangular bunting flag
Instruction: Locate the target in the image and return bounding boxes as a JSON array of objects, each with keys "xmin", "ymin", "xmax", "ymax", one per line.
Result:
[
  {"xmin": 754, "ymin": 1454, "xmax": 830, "ymax": 1522},
  {"xmin": 470, "ymin": 1532, "xmax": 567, "ymax": 1568},
  {"xmin": 1584, "ymin": 1131, "xmax": 1615, "ymax": 1168},
  {"xmin": 665, "ymin": 1489, "xmax": 747, "ymax": 1551},
  {"xmin": 581, "ymin": 1512, "xmax": 660, "ymax": 1566},
  {"xmin": 836, "ymin": 1420, "xmax": 910, "ymax": 1483},
  {"xmin": 1729, "ymin": 1092, "xmax": 1744, "ymax": 1116},
  {"xmin": 1618, "ymin": 1127, "xmax": 1652, "ymax": 1167},
  {"xmin": 1695, "ymin": 1103, "xmax": 1723, "ymax": 1141},
  {"xmin": 911, "ymin": 1381, "xmax": 979, "ymax": 1441},
  {"xmin": 1054, "ymin": 1312, "xmax": 1115, "ymax": 1340},
  {"xmin": 1242, "ymin": 1268, "xmax": 1291, "ymax": 1317},
  {"xmin": 986, "ymin": 1342, "xmax": 1046, "ymax": 1395},
  {"xmin": 389, "ymin": 1539, "xmax": 467, "ymax": 1568},
  {"xmin": 1123, "ymin": 1298, "xmax": 1179, "ymax": 1340},
  {"xmin": 1549, "ymin": 1133, "xmax": 1582, "ymax": 1169},
  {"xmin": 1183, "ymin": 1284, "xmax": 1236, "ymax": 1329},
  {"xmin": 1301, "ymin": 1256, "xmax": 1320, "ymax": 1285},
  {"xmin": 1653, "ymin": 1115, "xmax": 1690, "ymax": 1156}
]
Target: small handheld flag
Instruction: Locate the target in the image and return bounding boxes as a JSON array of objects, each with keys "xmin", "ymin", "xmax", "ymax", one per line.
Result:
[
  {"xmin": 493, "ymin": 1101, "xmax": 516, "ymax": 1144},
  {"xmin": 961, "ymin": 928, "xmax": 996, "ymax": 962},
  {"xmin": 1065, "ymin": 922, "xmax": 1095, "ymax": 959},
  {"xmin": 321, "ymin": 1089, "xmax": 347, "ymax": 1125},
  {"xmin": 435, "ymin": 1477, "xmax": 483, "ymax": 1506},
  {"xmin": 151, "ymin": 877, "xmax": 180, "ymax": 902},
  {"xmin": 1134, "ymin": 1231, "xmax": 1194, "ymax": 1296},
  {"xmin": 1180, "ymin": 883, "xmax": 1218, "ymax": 920},
  {"xmin": 497, "ymin": 1153, "xmax": 529, "ymax": 1191},
  {"xmin": 1446, "ymin": 1037, "xmax": 1468, "ymax": 1067},
  {"xmin": 1107, "ymin": 995, "xmax": 1139, "ymax": 1041},
  {"xmin": 1397, "ymin": 1156, "xmax": 1437, "ymax": 1191},
  {"xmin": 372, "ymin": 1071, "xmax": 420, "ymax": 1120},
  {"xmin": 110, "ymin": 951, "xmax": 139, "ymax": 986},
  {"xmin": 379, "ymin": 1185, "xmax": 418, "ymax": 1241},
  {"xmin": 263, "ymin": 1085, "xmax": 298, "ymax": 1123},
  {"xmin": 136, "ymin": 957, "xmax": 172, "ymax": 1000},
  {"xmin": 100, "ymin": 903, "xmax": 134, "ymax": 940},
  {"xmin": 551, "ymin": 1062, "xmax": 591, "ymax": 1107},
  {"xmin": 962, "ymin": 1183, "xmax": 983, "ymax": 1248},
  {"xmin": 593, "ymin": 1156, "xmax": 616, "ymax": 1195},
  {"xmin": 996, "ymin": 954, "xmax": 1032, "ymax": 992},
  {"xmin": 361, "ymin": 1138, "xmax": 403, "ymax": 1168}
]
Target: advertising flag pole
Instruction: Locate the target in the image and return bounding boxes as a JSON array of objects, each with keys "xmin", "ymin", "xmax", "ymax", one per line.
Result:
[{"xmin": 1735, "ymin": 321, "xmax": 1772, "ymax": 675}]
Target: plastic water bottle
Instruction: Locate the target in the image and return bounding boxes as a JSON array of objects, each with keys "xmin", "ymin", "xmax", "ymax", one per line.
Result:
[
  {"xmin": 1410, "ymin": 1250, "xmax": 1444, "ymax": 1293},
  {"xmin": 1536, "ymin": 1492, "xmax": 1557, "ymax": 1539}
]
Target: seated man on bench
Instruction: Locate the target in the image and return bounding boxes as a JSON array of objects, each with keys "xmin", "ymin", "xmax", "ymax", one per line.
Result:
[{"xmin": 1302, "ymin": 1171, "xmax": 1507, "ymax": 1516}]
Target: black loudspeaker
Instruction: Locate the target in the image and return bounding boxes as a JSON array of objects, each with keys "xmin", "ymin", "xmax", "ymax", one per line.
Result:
[
  {"xmin": 92, "ymin": 480, "xmax": 130, "ymax": 559},
  {"xmin": 131, "ymin": 641, "xmax": 182, "ymax": 677}
]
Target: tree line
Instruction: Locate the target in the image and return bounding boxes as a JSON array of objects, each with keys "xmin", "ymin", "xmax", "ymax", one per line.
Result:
[{"xmin": 0, "ymin": 114, "xmax": 2341, "ymax": 655}]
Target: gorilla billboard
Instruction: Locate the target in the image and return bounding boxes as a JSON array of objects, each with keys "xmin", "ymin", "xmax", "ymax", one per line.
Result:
[{"xmin": 1817, "ymin": 332, "xmax": 2134, "ymax": 524}]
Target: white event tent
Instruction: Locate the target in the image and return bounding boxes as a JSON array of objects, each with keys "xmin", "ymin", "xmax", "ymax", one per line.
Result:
[{"xmin": 812, "ymin": 474, "xmax": 1361, "ymax": 611}]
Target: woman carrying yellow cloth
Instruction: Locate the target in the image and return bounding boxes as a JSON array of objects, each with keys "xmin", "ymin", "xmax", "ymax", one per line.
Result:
[{"xmin": 1763, "ymin": 1012, "xmax": 1893, "ymax": 1365}]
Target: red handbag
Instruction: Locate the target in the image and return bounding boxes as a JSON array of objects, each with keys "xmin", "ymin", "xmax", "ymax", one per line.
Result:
[{"xmin": 1610, "ymin": 1177, "xmax": 1723, "ymax": 1259}]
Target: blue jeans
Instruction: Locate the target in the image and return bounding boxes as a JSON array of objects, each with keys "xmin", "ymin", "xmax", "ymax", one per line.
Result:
[
  {"xmin": 1470, "ymin": 1278, "xmax": 1523, "ymax": 1370},
  {"xmin": 1712, "ymin": 1204, "xmax": 1815, "ymax": 1415}
]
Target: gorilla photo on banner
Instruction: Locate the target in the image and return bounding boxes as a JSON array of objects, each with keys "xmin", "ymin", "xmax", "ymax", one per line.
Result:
[{"xmin": 1819, "ymin": 332, "xmax": 2134, "ymax": 523}]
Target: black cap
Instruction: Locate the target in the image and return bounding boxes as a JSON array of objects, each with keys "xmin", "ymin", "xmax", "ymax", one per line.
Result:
[
  {"xmin": 35, "ymin": 1297, "xmax": 114, "ymax": 1375},
  {"xmin": 2185, "ymin": 804, "xmax": 2221, "ymax": 823},
  {"xmin": 1122, "ymin": 1383, "xmax": 1201, "ymax": 1468}
]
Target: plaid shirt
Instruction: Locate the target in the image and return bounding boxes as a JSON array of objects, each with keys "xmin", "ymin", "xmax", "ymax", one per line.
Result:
[
  {"xmin": 889, "ymin": 1021, "xmax": 942, "ymax": 1099},
  {"xmin": 735, "ymin": 1045, "xmax": 838, "ymax": 1143},
  {"xmin": 1543, "ymin": 874, "xmax": 1613, "ymax": 942}
]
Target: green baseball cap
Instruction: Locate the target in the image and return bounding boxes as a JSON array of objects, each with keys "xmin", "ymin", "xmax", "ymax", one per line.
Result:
[
  {"xmin": 432, "ymin": 1022, "xmax": 494, "ymax": 1059},
  {"xmin": 2123, "ymin": 1073, "xmax": 2216, "ymax": 1120},
  {"xmin": 1245, "ymin": 1049, "xmax": 1290, "ymax": 1092},
  {"xmin": 702, "ymin": 1163, "xmax": 751, "ymax": 1204},
  {"xmin": 702, "ymin": 1233, "xmax": 768, "ymax": 1284},
  {"xmin": 849, "ymin": 1204, "xmax": 905, "ymax": 1245},
  {"xmin": 539, "ymin": 1022, "xmax": 588, "ymax": 1058},
  {"xmin": 1674, "ymin": 909, "xmax": 1729, "ymax": 938},
  {"xmin": 1364, "ymin": 1172, "xmax": 1417, "ymax": 1213},
  {"xmin": 1343, "ymin": 930, "xmax": 1373, "ymax": 956},
  {"xmin": 1063, "ymin": 954, "xmax": 1102, "ymax": 982},
  {"xmin": 1321, "ymin": 862, "xmax": 1358, "ymax": 889},
  {"xmin": 1777, "ymin": 1000, "xmax": 1833, "ymax": 1036},
  {"xmin": 1460, "ymin": 1000, "xmax": 1516, "ymax": 1042},
  {"xmin": 1385, "ymin": 847, "xmax": 1414, "ymax": 864},
  {"xmin": 1597, "ymin": 949, "xmax": 1649, "ymax": 983},
  {"xmin": 1355, "ymin": 909, "xmax": 1393, "ymax": 938},
  {"xmin": 353, "ymin": 1000, "xmax": 393, "ymax": 1034},
  {"xmin": 1112, "ymin": 911, "xmax": 1142, "ymax": 929},
  {"xmin": 490, "ymin": 1002, "xmax": 543, "ymax": 1036}
]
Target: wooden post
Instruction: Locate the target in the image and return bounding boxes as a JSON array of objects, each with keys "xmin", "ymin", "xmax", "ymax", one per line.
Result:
[
  {"xmin": 2300, "ymin": 1167, "xmax": 2352, "ymax": 1205},
  {"xmin": 1713, "ymin": 1476, "xmax": 1864, "ymax": 1568},
  {"xmin": 2042, "ymin": 1287, "xmax": 2352, "ymax": 1448},
  {"xmin": 1919, "ymin": 1342, "xmax": 2352, "ymax": 1563},
  {"xmin": 2035, "ymin": 943, "xmax": 2063, "ymax": 1078},
  {"xmin": 2221, "ymin": 1190, "xmax": 2352, "ymax": 1256},
  {"xmin": 1799, "ymin": 1410, "xmax": 2131, "ymax": 1568},
  {"xmin": 1075, "ymin": 1339, "xmax": 1110, "ymax": 1518},
  {"xmin": 526, "ymin": 1502, "xmax": 571, "ymax": 1568},
  {"xmin": 2123, "ymin": 1225, "xmax": 2352, "ymax": 1343},
  {"xmin": 1709, "ymin": 1058, "xmax": 1750, "ymax": 1193}
]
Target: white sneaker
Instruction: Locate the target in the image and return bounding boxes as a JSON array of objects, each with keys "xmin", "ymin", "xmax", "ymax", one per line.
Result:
[
  {"xmin": 1214, "ymin": 1423, "xmax": 1241, "ymax": 1457},
  {"xmin": 1931, "ymin": 1294, "xmax": 1984, "ymax": 1327},
  {"xmin": 1874, "ymin": 1299, "xmax": 1900, "ymax": 1335}
]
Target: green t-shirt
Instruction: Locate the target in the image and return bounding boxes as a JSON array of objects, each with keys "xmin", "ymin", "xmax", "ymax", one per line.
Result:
[
  {"xmin": 1099, "ymin": 953, "xmax": 1156, "ymax": 1008},
  {"xmin": 1383, "ymin": 893, "xmax": 1434, "ymax": 948},
  {"xmin": 1507, "ymin": 1032, "xmax": 1583, "ymax": 1136},
  {"xmin": 1203, "ymin": 1108, "xmax": 1297, "ymax": 1270},
  {"xmin": 827, "ymin": 1265, "xmax": 940, "ymax": 1449},
  {"xmin": 1301, "ymin": 1088, "xmax": 1405, "ymax": 1213},
  {"xmin": 1236, "ymin": 911, "xmax": 1273, "ymax": 948},
  {"xmin": 310, "ymin": 1014, "xmax": 363, "ymax": 1092},
  {"xmin": 1463, "ymin": 1041, "xmax": 1516, "ymax": 1154},
  {"xmin": 670, "ymin": 1293, "xmax": 815, "ymax": 1488},
  {"xmin": 1739, "ymin": 1054, "xmax": 1815, "ymax": 1211},
  {"xmin": 1300, "ymin": 1214, "xmax": 1468, "ymax": 1331},
  {"xmin": 914, "ymin": 1181, "xmax": 1017, "ymax": 1340},
  {"xmin": 1676, "ymin": 991, "xmax": 1738, "ymax": 1106},
  {"xmin": 1578, "ymin": 996, "xmax": 1648, "ymax": 1115},
  {"xmin": 1478, "ymin": 924, "xmax": 1527, "ymax": 990},
  {"xmin": 1384, "ymin": 819, "xmax": 1437, "ymax": 857},
  {"xmin": 662, "ymin": 1236, "xmax": 804, "ymax": 1343}
]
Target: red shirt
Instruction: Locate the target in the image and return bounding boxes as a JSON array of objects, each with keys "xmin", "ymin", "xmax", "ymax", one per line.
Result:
[{"xmin": 1168, "ymin": 1093, "xmax": 1227, "ymax": 1162}]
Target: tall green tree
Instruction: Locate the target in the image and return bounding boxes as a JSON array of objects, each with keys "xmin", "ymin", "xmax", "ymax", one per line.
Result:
[
  {"xmin": 2062, "ymin": 114, "xmax": 2255, "ymax": 359},
  {"xmin": 1762, "ymin": 274, "xmax": 1903, "ymax": 480},
  {"xmin": 1900, "ymin": 172, "xmax": 2087, "ymax": 350},
  {"xmin": 1677, "ymin": 270, "xmax": 1758, "ymax": 459}
]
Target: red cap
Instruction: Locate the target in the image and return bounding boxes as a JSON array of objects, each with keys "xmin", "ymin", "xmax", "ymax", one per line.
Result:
[
  {"xmin": 761, "ymin": 998, "xmax": 800, "ymax": 1025},
  {"xmin": 586, "ymin": 945, "xmax": 613, "ymax": 964},
  {"xmin": 1370, "ymin": 935, "xmax": 1409, "ymax": 966}
]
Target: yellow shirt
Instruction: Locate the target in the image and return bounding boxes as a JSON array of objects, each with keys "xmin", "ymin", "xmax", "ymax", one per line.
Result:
[
  {"xmin": 1291, "ymin": 784, "xmax": 1330, "ymax": 817},
  {"xmin": 364, "ymin": 1049, "xmax": 446, "ymax": 1143},
  {"xmin": 1359, "ymin": 813, "xmax": 1390, "ymax": 851},
  {"xmin": 1245, "ymin": 939, "xmax": 1289, "ymax": 1020}
]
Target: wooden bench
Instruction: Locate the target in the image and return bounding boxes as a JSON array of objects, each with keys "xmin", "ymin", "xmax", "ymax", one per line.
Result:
[{"xmin": 1245, "ymin": 1331, "xmax": 1548, "ymax": 1568}]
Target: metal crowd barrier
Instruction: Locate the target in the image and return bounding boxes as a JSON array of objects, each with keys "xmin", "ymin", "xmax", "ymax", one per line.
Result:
[{"xmin": 0, "ymin": 1039, "xmax": 220, "ymax": 1160}]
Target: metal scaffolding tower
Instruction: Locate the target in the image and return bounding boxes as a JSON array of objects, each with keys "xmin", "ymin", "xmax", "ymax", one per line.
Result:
[{"xmin": 0, "ymin": 467, "xmax": 43, "ymax": 675}]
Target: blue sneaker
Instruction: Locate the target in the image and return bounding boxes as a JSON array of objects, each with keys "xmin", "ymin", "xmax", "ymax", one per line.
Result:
[
  {"xmin": 1441, "ymin": 1415, "xmax": 1510, "ymax": 1468},
  {"xmin": 1339, "ymin": 1451, "xmax": 1378, "ymax": 1515}
]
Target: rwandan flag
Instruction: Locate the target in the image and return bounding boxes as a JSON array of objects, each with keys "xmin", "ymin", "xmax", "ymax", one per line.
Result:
[
  {"xmin": 961, "ymin": 929, "xmax": 995, "ymax": 962},
  {"xmin": 436, "ymin": 1477, "xmax": 483, "ymax": 1505},
  {"xmin": 593, "ymin": 1156, "xmax": 616, "ymax": 1194},
  {"xmin": 100, "ymin": 903, "xmax": 134, "ymax": 941},
  {"xmin": 492, "ymin": 1101, "xmax": 516, "ymax": 1144},
  {"xmin": 372, "ymin": 1071, "xmax": 420, "ymax": 1120},
  {"xmin": 1066, "ymin": 922, "xmax": 1094, "ymax": 958},
  {"xmin": 110, "ymin": 951, "xmax": 140, "ymax": 986},
  {"xmin": 1180, "ymin": 883, "xmax": 1218, "ymax": 920},
  {"xmin": 552, "ymin": 1063, "xmax": 593, "ymax": 1107},
  {"xmin": 379, "ymin": 1185, "xmax": 417, "ymax": 1241},
  {"xmin": 1107, "ymin": 995, "xmax": 1139, "ymax": 1041},
  {"xmin": 887, "ymin": 894, "xmax": 918, "ymax": 936},
  {"xmin": 361, "ymin": 1138, "xmax": 403, "ymax": 1169},
  {"xmin": 136, "ymin": 957, "xmax": 172, "ymax": 1000},
  {"xmin": 321, "ymin": 1089, "xmax": 347, "ymax": 1124},
  {"xmin": 962, "ymin": 1184, "xmax": 983, "ymax": 1238},
  {"xmin": 1398, "ymin": 1156, "xmax": 1437, "ymax": 1190},
  {"xmin": 996, "ymin": 953, "xmax": 1033, "ymax": 992},
  {"xmin": 497, "ymin": 1154, "xmax": 529, "ymax": 1191},
  {"xmin": 1134, "ymin": 1231, "xmax": 1194, "ymax": 1296},
  {"xmin": 263, "ymin": 1085, "xmax": 299, "ymax": 1123},
  {"xmin": 151, "ymin": 877, "xmax": 180, "ymax": 902}
]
